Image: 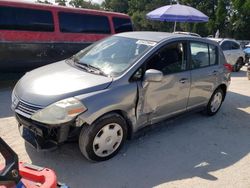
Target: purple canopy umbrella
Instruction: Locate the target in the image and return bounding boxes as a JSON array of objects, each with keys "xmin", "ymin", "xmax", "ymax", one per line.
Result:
[{"xmin": 147, "ymin": 3, "xmax": 209, "ymax": 31}]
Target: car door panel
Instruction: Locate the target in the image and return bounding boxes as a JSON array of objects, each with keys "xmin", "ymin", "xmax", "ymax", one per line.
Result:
[
  {"xmin": 135, "ymin": 41, "xmax": 191, "ymax": 127},
  {"xmin": 136, "ymin": 71, "xmax": 191, "ymax": 125},
  {"xmin": 188, "ymin": 66, "xmax": 219, "ymax": 109},
  {"xmin": 187, "ymin": 42, "xmax": 219, "ymax": 109}
]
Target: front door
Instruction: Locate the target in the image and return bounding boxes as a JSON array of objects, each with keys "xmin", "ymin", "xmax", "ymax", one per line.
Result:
[{"xmin": 136, "ymin": 41, "xmax": 191, "ymax": 125}]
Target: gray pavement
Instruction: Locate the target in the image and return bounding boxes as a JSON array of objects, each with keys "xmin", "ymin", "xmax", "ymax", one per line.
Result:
[{"xmin": 0, "ymin": 67, "xmax": 250, "ymax": 188}]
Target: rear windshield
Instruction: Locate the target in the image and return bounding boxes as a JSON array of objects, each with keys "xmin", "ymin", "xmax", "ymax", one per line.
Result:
[
  {"xmin": 59, "ymin": 12, "xmax": 111, "ymax": 34},
  {"xmin": 0, "ymin": 6, "xmax": 54, "ymax": 32},
  {"xmin": 112, "ymin": 17, "xmax": 133, "ymax": 33}
]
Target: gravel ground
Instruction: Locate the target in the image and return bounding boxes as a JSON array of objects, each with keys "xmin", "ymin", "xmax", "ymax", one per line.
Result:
[{"xmin": 0, "ymin": 67, "xmax": 250, "ymax": 188}]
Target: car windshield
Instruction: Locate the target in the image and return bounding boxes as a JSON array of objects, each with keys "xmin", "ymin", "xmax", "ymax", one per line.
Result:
[{"xmin": 73, "ymin": 36, "xmax": 156, "ymax": 77}]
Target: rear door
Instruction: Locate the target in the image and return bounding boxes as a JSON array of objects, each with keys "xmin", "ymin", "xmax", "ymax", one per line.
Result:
[
  {"xmin": 188, "ymin": 41, "xmax": 220, "ymax": 109},
  {"xmin": 136, "ymin": 41, "xmax": 191, "ymax": 125}
]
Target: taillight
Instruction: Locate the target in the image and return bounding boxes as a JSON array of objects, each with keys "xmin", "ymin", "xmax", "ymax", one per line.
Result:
[{"xmin": 224, "ymin": 63, "xmax": 233, "ymax": 72}]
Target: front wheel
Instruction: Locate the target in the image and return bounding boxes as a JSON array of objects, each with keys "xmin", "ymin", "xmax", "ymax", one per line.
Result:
[
  {"xmin": 79, "ymin": 113, "xmax": 127, "ymax": 162},
  {"xmin": 206, "ymin": 88, "xmax": 224, "ymax": 116}
]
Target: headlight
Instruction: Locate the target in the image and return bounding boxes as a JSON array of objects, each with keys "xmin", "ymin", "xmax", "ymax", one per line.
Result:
[{"xmin": 31, "ymin": 98, "xmax": 87, "ymax": 125}]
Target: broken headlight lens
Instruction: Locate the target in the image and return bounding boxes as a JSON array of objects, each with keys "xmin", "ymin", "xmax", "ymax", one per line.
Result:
[{"xmin": 31, "ymin": 98, "xmax": 87, "ymax": 125}]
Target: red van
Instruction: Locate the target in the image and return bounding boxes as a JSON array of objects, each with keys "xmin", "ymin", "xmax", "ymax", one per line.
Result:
[{"xmin": 0, "ymin": 0, "xmax": 133, "ymax": 72}]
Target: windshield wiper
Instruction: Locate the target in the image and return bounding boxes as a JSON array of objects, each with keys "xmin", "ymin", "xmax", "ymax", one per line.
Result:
[
  {"xmin": 86, "ymin": 64, "xmax": 108, "ymax": 77},
  {"xmin": 73, "ymin": 59, "xmax": 108, "ymax": 77},
  {"xmin": 69, "ymin": 55, "xmax": 108, "ymax": 77}
]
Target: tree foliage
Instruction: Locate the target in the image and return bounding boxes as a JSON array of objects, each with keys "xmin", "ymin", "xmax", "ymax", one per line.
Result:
[
  {"xmin": 36, "ymin": 0, "xmax": 52, "ymax": 4},
  {"xmin": 102, "ymin": 0, "xmax": 129, "ymax": 13},
  {"xmin": 69, "ymin": 0, "xmax": 101, "ymax": 9},
  {"xmin": 55, "ymin": 0, "xmax": 67, "ymax": 6}
]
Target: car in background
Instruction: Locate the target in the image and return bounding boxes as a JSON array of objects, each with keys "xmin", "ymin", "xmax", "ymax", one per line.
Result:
[
  {"xmin": 12, "ymin": 32, "xmax": 231, "ymax": 161},
  {"xmin": 208, "ymin": 38, "xmax": 245, "ymax": 72},
  {"xmin": 0, "ymin": 0, "xmax": 133, "ymax": 73}
]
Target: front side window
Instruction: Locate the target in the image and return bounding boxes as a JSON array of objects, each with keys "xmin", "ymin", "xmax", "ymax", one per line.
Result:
[
  {"xmin": 146, "ymin": 42, "xmax": 187, "ymax": 75},
  {"xmin": 0, "ymin": 6, "xmax": 54, "ymax": 32},
  {"xmin": 112, "ymin": 17, "xmax": 133, "ymax": 33},
  {"xmin": 190, "ymin": 42, "xmax": 209, "ymax": 69},
  {"xmin": 59, "ymin": 12, "xmax": 111, "ymax": 34},
  {"xmin": 73, "ymin": 36, "xmax": 155, "ymax": 76}
]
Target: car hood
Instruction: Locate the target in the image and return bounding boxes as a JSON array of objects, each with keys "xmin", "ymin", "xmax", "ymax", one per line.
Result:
[{"xmin": 14, "ymin": 61, "xmax": 113, "ymax": 107}]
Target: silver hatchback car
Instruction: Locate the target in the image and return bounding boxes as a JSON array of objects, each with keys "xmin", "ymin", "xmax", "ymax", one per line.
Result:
[{"xmin": 12, "ymin": 32, "xmax": 231, "ymax": 161}]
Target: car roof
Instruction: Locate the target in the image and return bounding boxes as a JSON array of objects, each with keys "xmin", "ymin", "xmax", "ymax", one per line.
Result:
[
  {"xmin": 115, "ymin": 32, "xmax": 218, "ymax": 47},
  {"xmin": 208, "ymin": 38, "xmax": 239, "ymax": 44},
  {"xmin": 208, "ymin": 38, "xmax": 223, "ymax": 43},
  {"xmin": 116, "ymin": 31, "xmax": 198, "ymax": 42},
  {"xmin": 174, "ymin": 31, "xmax": 201, "ymax": 37}
]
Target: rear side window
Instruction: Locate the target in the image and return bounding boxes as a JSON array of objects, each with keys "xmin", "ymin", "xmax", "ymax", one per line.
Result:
[
  {"xmin": 59, "ymin": 12, "xmax": 111, "ymax": 34},
  {"xmin": 0, "ymin": 6, "xmax": 54, "ymax": 32},
  {"xmin": 112, "ymin": 17, "xmax": 133, "ymax": 33},
  {"xmin": 190, "ymin": 43, "xmax": 209, "ymax": 68},
  {"xmin": 190, "ymin": 42, "xmax": 218, "ymax": 69}
]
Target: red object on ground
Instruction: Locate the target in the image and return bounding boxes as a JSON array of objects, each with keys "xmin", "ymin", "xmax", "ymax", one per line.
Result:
[
  {"xmin": 19, "ymin": 162, "xmax": 57, "ymax": 188},
  {"xmin": 0, "ymin": 163, "xmax": 58, "ymax": 188}
]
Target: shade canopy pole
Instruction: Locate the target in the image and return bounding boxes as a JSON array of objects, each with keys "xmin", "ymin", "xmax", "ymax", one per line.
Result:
[{"xmin": 174, "ymin": 21, "xmax": 176, "ymax": 32}]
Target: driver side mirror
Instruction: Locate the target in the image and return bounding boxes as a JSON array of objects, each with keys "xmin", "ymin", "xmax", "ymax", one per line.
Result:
[{"xmin": 144, "ymin": 69, "xmax": 163, "ymax": 82}]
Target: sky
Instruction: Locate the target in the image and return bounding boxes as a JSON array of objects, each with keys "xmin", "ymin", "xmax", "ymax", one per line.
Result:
[{"xmin": 25, "ymin": 0, "xmax": 104, "ymax": 4}]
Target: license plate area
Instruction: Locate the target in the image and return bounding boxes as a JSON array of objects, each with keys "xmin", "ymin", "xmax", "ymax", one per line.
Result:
[{"xmin": 25, "ymin": 125, "xmax": 43, "ymax": 137}]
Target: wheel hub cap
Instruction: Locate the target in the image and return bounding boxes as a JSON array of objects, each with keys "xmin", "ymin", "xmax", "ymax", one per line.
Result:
[
  {"xmin": 211, "ymin": 92, "xmax": 222, "ymax": 113},
  {"xmin": 93, "ymin": 123, "xmax": 123, "ymax": 157}
]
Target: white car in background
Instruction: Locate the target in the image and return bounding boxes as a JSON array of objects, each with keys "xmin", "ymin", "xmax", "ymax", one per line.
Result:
[{"xmin": 209, "ymin": 38, "xmax": 245, "ymax": 71}]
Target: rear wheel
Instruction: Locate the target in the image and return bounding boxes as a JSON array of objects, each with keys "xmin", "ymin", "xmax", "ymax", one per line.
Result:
[
  {"xmin": 206, "ymin": 88, "xmax": 224, "ymax": 116},
  {"xmin": 79, "ymin": 113, "xmax": 127, "ymax": 161}
]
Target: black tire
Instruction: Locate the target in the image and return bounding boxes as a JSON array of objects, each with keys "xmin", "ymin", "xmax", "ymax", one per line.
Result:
[
  {"xmin": 206, "ymin": 88, "xmax": 224, "ymax": 116},
  {"xmin": 79, "ymin": 113, "xmax": 127, "ymax": 162},
  {"xmin": 233, "ymin": 58, "xmax": 243, "ymax": 72}
]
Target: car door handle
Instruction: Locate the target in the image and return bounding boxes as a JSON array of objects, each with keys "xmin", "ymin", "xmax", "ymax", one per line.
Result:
[{"xmin": 179, "ymin": 78, "xmax": 188, "ymax": 83}]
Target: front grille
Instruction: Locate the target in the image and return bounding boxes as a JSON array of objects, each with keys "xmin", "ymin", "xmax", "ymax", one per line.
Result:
[{"xmin": 15, "ymin": 100, "xmax": 43, "ymax": 118}]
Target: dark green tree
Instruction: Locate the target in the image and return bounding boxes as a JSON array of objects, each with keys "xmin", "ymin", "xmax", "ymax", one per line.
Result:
[
  {"xmin": 230, "ymin": 0, "xmax": 250, "ymax": 39},
  {"xmin": 55, "ymin": 0, "xmax": 67, "ymax": 6},
  {"xmin": 127, "ymin": 0, "xmax": 173, "ymax": 31},
  {"xmin": 36, "ymin": 0, "xmax": 52, "ymax": 4},
  {"xmin": 69, "ymin": 0, "xmax": 101, "ymax": 9},
  {"xmin": 102, "ymin": 0, "xmax": 128, "ymax": 13},
  {"xmin": 215, "ymin": 0, "xmax": 230, "ymax": 37}
]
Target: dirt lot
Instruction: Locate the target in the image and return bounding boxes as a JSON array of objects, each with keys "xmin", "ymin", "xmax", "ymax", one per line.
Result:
[{"xmin": 0, "ymin": 67, "xmax": 250, "ymax": 188}]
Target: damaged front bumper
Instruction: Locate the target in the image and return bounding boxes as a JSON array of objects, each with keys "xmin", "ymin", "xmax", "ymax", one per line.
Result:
[{"xmin": 15, "ymin": 113, "xmax": 80, "ymax": 151}]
